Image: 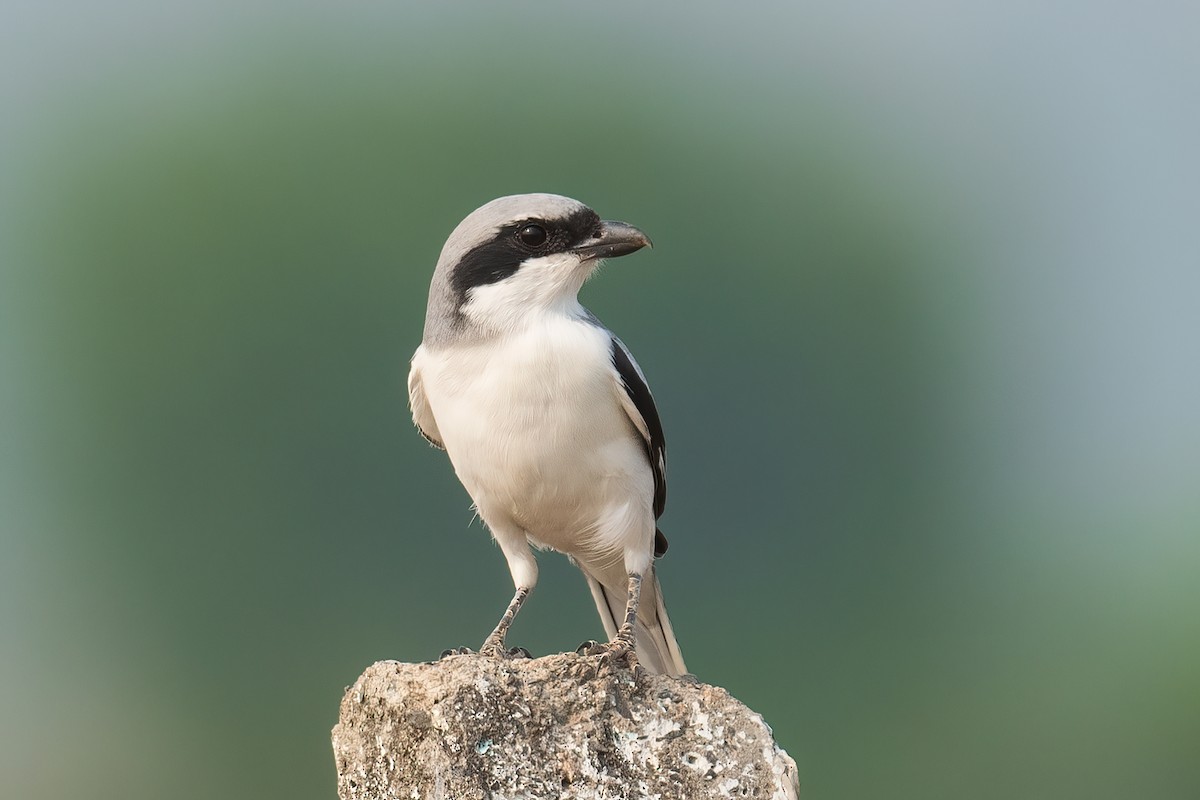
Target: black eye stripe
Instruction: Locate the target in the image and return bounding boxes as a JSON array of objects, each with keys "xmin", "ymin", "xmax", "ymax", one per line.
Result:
[
  {"xmin": 512, "ymin": 209, "xmax": 601, "ymax": 253},
  {"xmin": 447, "ymin": 207, "xmax": 604, "ymax": 312}
]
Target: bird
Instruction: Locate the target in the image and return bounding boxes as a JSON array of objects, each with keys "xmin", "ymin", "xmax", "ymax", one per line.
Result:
[{"xmin": 407, "ymin": 193, "xmax": 687, "ymax": 675}]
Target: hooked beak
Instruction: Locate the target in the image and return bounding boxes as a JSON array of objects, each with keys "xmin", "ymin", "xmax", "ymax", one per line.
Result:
[{"xmin": 571, "ymin": 220, "xmax": 652, "ymax": 261}]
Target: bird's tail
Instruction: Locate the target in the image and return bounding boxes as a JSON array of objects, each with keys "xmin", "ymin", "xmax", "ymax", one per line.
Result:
[{"xmin": 581, "ymin": 563, "xmax": 687, "ymax": 676}]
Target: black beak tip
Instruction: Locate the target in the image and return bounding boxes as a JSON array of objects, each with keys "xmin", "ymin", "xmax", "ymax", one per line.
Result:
[{"xmin": 574, "ymin": 220, "xmax": 652, "ymax": 260}]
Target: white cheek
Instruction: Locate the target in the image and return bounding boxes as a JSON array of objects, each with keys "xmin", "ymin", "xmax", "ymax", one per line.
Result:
[{"xmin": 461, "ymin": 253, "xmax": 591, "ymax": 329}]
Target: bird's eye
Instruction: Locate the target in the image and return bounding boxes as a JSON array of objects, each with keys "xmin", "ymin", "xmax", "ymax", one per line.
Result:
[{"xmin": 517, "ymin": 224, "xmax": 548, "ymax": 247}]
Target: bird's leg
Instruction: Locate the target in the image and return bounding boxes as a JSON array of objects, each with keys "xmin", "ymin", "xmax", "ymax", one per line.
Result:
[
  {"xmin": 580, "ymin": 572, "xmax": 642, "ymax": 668},
  {"xmin": 479, "ymin": 586, "xmax": 532, "ymax": 658},
  {"xmin": 614, "ymin": 571, "xmax": 642, "ymax": 651}
]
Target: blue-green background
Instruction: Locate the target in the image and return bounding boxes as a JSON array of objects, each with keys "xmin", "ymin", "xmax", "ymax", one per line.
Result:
[{"xmin": 2, "ymin": 3, "xmax": 1197, "ymax": 798}]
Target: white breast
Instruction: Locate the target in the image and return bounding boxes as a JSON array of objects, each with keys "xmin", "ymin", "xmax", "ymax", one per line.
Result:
[{"xmin": 414, "ymin": 315, "xmax": 653, "ymax": 558}]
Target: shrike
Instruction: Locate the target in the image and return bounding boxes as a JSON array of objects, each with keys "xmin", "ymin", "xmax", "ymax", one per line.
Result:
[{"xmin": 408, "ymin": 193, "xmax": 687, "ymax": 675}]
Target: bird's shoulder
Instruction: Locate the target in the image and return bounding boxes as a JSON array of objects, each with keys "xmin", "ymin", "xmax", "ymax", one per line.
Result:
[{"xmin": 407, "ymin": 346, "xmax": 444, "ymax": 449}]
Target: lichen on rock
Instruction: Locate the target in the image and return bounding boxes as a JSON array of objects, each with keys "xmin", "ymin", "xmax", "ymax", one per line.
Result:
[{"xmin": 332, "ymin": 653, "xmax": 799, "ymax": 799}]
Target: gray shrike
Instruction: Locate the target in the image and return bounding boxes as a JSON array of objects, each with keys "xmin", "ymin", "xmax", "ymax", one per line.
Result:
[{"xmin": 408, "ymin": 193, "xmax": 687, "ymax": 675}]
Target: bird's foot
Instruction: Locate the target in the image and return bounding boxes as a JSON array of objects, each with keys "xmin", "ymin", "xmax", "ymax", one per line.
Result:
[
  {"xmin": 479, "ymin": 639, "xmax": 533, "ymax": 660},
  {"xmin": 575, "ymin": 636, "xmax": 639, "ymax": 670},
  {"xmin": 440, "ymin": 645, "xmax": 531, "ymax": 660},
  {"xmin": 439, "ymin": 646, "xmax": 475, "ymax": 659}
]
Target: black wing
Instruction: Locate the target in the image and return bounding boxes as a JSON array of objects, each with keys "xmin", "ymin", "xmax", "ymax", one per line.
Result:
[{"xmin": 610, "ymin": 337, "xmax": 668, "ymax": 531}]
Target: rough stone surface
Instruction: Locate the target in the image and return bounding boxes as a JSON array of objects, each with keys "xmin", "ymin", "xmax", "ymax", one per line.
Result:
[{"xmin": 332, "ymin": 653, "xmax": 799, "ymax": 800}]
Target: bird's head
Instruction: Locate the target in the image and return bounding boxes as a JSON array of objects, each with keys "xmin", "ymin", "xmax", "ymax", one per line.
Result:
[{"xmin": 422, "ymin": 193, "xmax": 651, "ymax": 344}]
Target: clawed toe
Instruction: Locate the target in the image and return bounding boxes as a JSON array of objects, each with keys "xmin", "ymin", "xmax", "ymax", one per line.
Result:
[
  {"xmin": 479, "ymin": 641, "xmax": 533, "ymax": 659},
  {"xmin": 439, "ymin": 646, "xmax": 475, "ymax": 659},
  {"xmin": 576, "ymin": 637, "xmax": 639, "ymax": 669},
  {"xmin": 441, "ymin": 644, "xmax": 532, "ymax": 660}
]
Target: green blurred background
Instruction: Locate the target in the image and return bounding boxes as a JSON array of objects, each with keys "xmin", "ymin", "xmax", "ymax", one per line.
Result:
[{"xmin": 2, "ymin": 2, "xmax": 1197, "ymax": 798}]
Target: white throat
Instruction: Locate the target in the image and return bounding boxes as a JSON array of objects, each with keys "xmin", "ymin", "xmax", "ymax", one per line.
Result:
[{"xmin": 460, "ymin": 253, "xmax": 596, "ymax": 334}]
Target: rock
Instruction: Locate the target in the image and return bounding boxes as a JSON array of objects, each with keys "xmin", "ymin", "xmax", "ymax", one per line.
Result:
[{"xmin": 332, "ymin": 653, "xmax": 799, "ymax": 799}]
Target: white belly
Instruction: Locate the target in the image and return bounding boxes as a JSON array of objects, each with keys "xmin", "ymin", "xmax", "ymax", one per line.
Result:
[{"xmin": 416, "ymin": 318, "xmax": 653, "ymax": 557}]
